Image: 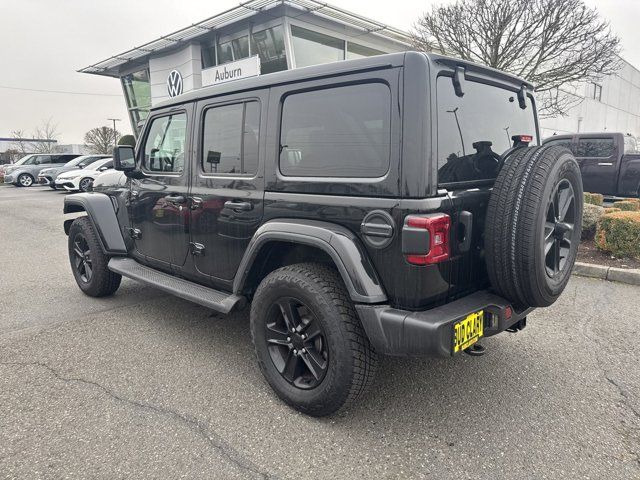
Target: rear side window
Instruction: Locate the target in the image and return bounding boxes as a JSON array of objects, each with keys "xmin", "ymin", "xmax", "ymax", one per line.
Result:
[
  {"xmin": 576, "ymin": 138, "xmax": 615, "ymax": 157},
  {"xmin": 437, "ymin": 76, "xmax": 537, "ymax": 185},
  {"xmin": 201, "ymin": 101, "xmax": 260, "ymax": 175},
  {"xmin": 279, "ymin": 83, "xmax": 391, "ymax": 178},
  {"xmin": 143, "ymin": 113, "xmax": 187, "ymax": 173}
]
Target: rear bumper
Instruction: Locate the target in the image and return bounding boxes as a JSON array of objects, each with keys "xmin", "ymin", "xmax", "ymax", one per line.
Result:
[{"xmin": 356, "ymin": 290, "xmax": 533, "ymax": 357}]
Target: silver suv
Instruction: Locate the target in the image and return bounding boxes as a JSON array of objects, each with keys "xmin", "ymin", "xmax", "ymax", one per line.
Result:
[
  {"xmin": 3, "ymin": 154, "xmax": 80, "ymax": 187},
  {"xmin": 38, "ymin": 155, "xmax": 110, "ymax": 190}
]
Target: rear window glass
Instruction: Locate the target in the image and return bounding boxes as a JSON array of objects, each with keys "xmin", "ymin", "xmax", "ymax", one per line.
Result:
[
  {"xmin": 201, "ymin": 101, "xmax": 260, "ymax": 175},
  {"xmin": 279, "ymin": 83, "xmax": 391, "ymax": 178},
  {"xmin": 437, "ymin": 76, "xmax": 537, "ymax": 185},
  {"xmin": 576, "ymin": 138, "xmax": 615, "ymax": 157}
]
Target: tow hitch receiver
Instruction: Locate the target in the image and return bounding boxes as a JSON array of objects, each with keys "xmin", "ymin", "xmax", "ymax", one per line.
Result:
[
  {"xmin": 464, "ymin": 343, "xmax": 486, "ymax": 356},
  {"xmin": 506, "ymin": 317, "xmax": 527, "ymax": 333}
]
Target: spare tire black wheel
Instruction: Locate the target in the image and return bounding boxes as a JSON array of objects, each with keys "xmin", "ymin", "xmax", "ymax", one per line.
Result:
[{"xmin": 485, "ymin": 145, "xmax": 583, "ymax": 308}]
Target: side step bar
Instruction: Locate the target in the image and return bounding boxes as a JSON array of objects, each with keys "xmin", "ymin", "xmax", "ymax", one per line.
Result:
[{"xmin": 108, "ymin": 257, "xmax": 245, "ymax": 314}]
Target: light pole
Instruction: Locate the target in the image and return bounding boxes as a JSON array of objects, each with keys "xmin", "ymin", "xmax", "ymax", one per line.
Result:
[{"xmin": 107, "ymin": 118, "xmax": 121, "ymax": 147}]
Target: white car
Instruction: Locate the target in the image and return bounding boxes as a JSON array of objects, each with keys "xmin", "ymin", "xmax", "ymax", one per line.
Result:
[{"xmin": 55, "ymin": 158, "xmax": 113, "ymax": 192}]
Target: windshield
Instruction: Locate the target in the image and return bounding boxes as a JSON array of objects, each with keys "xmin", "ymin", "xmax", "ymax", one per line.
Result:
[
  {"xmin": 13, "ymin": 155, "xmax": 34, "ymax": 166},
  {"xmin": 437, "ymin": 76, "xmax": 538, "ymax": 186},
  {"xmin": 87, "ymin": 159, "xmax": 111, "ymax": 171},
  {"xmin": 76, "ymin": 156, "xmax": 104, "ymax": 169},
  {"xmin": 23, "ymin": 156, "xmax": 44, "ymax": 165},
  {"xmin": 65, "ymin": 156, "xmax": 88, "ymax": 168}
]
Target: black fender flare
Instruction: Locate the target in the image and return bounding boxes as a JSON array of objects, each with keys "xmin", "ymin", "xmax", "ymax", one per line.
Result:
[
  {"xmin": 233, "ymin": 219, "xmax": 387, "ymax": 304},
  {"xmin": 63, "ymin": 193, "xmax": 127, "ymax": 255}
]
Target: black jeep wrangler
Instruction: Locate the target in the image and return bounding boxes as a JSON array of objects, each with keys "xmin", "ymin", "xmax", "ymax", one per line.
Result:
[{"xmin": 64, "ymin": 52, "xmax": 582, "ymax": 416}]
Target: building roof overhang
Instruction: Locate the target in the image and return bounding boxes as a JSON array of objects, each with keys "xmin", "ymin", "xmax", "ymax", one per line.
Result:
[{"xmin": 79, "ymin": 0, "xmax": 412, "ymax": 78}]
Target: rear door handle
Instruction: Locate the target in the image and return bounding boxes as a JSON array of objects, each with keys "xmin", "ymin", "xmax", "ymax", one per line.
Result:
[
  {"xmin": 165, "ymin": 195, "xmax": 186, "ymax": 205},
  {"xmin": 597, "ymin": 162, "xmax": 613, "ymax": 166},
  {"xmin": 224, "ymin": 200, "xmax": 253, "ymax": 211}
]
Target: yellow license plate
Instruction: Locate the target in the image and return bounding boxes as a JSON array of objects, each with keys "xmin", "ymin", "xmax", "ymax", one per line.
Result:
[{"xmin": 453, "ymin": 311, "xmax": 484, "ymax": 353}]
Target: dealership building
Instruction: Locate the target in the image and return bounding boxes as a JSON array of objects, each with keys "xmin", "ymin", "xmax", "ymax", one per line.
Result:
[
  {"xmin": 80, "ymin": 0, "xmax": 411, "ymax": 134},
  {"xmin": 81, "ymin": 0, "xmax": 640, "ymax": 142}
]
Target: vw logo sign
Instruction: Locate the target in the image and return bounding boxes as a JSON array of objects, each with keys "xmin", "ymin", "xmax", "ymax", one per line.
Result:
[{"xmin": 167, "ymin": 70, "xmax": 183, "ymax": 97}]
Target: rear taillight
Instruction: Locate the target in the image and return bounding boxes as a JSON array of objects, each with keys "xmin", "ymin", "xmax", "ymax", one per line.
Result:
[{"xmin": 403, "ymin": 214, "xmax": 451, "ymax": 265}]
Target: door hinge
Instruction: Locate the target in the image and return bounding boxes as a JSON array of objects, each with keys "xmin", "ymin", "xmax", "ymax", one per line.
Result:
[
  {"xmin": 190, "ymin": 242, "xmax": 205, "ymax": 256},
  {"xmin": 128, "ymin": 228, "xmax": 142, "ymax": 239}
]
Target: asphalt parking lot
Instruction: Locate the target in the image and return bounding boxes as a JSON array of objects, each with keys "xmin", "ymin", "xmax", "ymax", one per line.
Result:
[{"xmin": 0, "ymin": 184, "xmax": 639, "ymax": 479}]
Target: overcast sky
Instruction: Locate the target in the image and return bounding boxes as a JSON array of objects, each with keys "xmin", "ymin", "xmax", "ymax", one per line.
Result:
[{"xmin": 1, "ymin": 0, "xmax": 638, "ymax": 144}]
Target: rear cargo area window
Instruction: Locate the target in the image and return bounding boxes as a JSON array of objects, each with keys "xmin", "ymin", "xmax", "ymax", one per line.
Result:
[
  {"xmin": 437, "ymin": 77, "xmax": 537, "ymax": 186},
  {"xmin": 279, "ymin": 83, "xmax": 391, "ymax": 178}
]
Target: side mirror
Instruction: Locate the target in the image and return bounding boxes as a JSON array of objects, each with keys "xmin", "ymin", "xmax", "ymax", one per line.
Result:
[{"xmin": 113, "ymin": 145, "xmax": 136, "ymax": 171}]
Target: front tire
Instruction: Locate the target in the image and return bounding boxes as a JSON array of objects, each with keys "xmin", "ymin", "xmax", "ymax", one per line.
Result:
[
  {"xmin": 17, "ymin": 174, "xmax": 34, "ymax": 187},
  {"xmin": 250, "ymin": 263, "xmax": 378, "ymax": 417},
  {"xmin": 68, "ymin": 217, "xmax": 121, "ymax": 297},
  {"xmin": 79, "ymin": 177, "xmax": 93, "ymax": 192}
]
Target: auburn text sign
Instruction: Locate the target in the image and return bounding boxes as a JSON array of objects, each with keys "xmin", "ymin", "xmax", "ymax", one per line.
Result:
[{"xmin": 202, "ymin": 56, "xmax": 261, "ymax": 87}]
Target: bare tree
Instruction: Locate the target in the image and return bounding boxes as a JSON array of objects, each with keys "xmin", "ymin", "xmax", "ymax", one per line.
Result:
[
  {"xmin": 84, "ymin": 126, "xmax": 120, "ymax": 154},
  {"xmin": 412, "ymin": 0, "xmax": 621, "ymax": 117},
  {"xmin": 31, "ymin": 119, "xmax": 60, "ymax": 153},
  {"xmin": 10, "ymin": 130, "xmax": 30, "ymax": 155}
]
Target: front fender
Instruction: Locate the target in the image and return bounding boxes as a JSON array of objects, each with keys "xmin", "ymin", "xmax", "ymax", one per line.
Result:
[
  {"xmin": 233, "ymin": 219, "xmax": 387, "ymax": 304},
  {"xmin": 63, "ymin": 192, "xmax": 127, "ymax": 255}
]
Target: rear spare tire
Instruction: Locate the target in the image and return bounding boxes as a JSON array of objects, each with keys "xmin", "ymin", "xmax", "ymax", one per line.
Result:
[{"xmin": 485, "ymin": 145, "xmax": 583, "ymax": 308}]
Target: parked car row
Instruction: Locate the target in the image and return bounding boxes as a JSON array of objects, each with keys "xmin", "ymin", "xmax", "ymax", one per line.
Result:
[{"xmin": 2, "ymin": 154, "xmax": 114, "ymax": 192}]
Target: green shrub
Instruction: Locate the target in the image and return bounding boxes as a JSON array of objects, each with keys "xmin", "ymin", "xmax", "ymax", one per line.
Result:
[
  {"xmin": 613, "ymin": 200, "xmax": 640, "ymax": 211},
  {"xmin": 581, "ymin": 203, "xmax": 604, "ymax": 240},
  {"xmin": 595, "ymin": 211, "xmax": 640, "ymax": 258},
  {"xmin": 584, "ymin": 192, "xmax": 604, "ymax": 206},
  {"xmin": 603, "ymin": 207, "xmax": 621, "ymax": 214}
]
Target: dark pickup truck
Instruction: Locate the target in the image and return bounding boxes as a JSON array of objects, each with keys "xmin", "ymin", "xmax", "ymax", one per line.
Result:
[{"xmin": 543, "ymin": 132, "xmax": 640, "ymax": 198}]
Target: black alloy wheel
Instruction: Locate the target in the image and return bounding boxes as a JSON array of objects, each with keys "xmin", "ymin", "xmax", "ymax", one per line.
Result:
[
  {"xmin": 250, "ymin": 263, "xmax": 378, "ymax": 416},
  {"xmin": 265, "ymin": 296, "xmax": 329, "ymax": 389},
  {"xmin": 544, "ymin": 179, "xmax": 576, "ymax": 277},
  {"xmin": 67, "ymin": 216, "xmax": 121, "ymax": 297},
  {"xmin": 72, "ymin": 233, "xmax": 93, "ymax": 283}
]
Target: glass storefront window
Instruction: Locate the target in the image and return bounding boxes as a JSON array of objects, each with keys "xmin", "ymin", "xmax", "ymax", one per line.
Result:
[
  {"xmin": 291, "ymin": 25, "xmax": 344, "ymax": 68},
  {"xmin": 251, "ymin": 26, "xmax": 287, "ymax": 74},
  {"xmin": 202, "ymin": 44, "xmax": 216, "ymax": 69},
  {"xmin": 218, "ymin": 35, "xmax": 249, "ymax": 64},
  {"xmin": 121, "ymin": 69, "xmax": 151, "ymax": 136},
  {"xmin": 346, "ymin": 42, "xmax": 384, "ymax": 60},
  {"xmin": 122, "ymin": 69, "xmax": 151, "ymax": 109}
]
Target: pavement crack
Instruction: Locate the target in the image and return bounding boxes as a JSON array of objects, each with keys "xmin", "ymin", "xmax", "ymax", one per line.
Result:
[{"xmin": 0, "ymin": 361, "xmax": 276, "ymax": 480}]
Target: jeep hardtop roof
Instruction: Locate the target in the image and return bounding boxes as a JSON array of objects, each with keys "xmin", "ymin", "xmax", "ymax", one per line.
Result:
[{"xmin": 153, "ymin": 51, "xmax": 534, "ymax": 111}]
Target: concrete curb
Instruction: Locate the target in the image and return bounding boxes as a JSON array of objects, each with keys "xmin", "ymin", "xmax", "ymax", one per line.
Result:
[{"xmin": 573, "ymin": 262, "xmax": 640, "ymax": 286}]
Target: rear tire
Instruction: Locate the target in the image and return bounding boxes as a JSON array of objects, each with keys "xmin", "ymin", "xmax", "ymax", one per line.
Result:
[
  {"xmin": 68, "ymin": 217, "xmax": 121, "ymax": 297},
  {"xmin": 250, "ymin": 263, "xmax": 378, "ymax": 416},
  {"xmin": 485, "ymin": 145, "xmax": 583, "ymax": 307}
]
